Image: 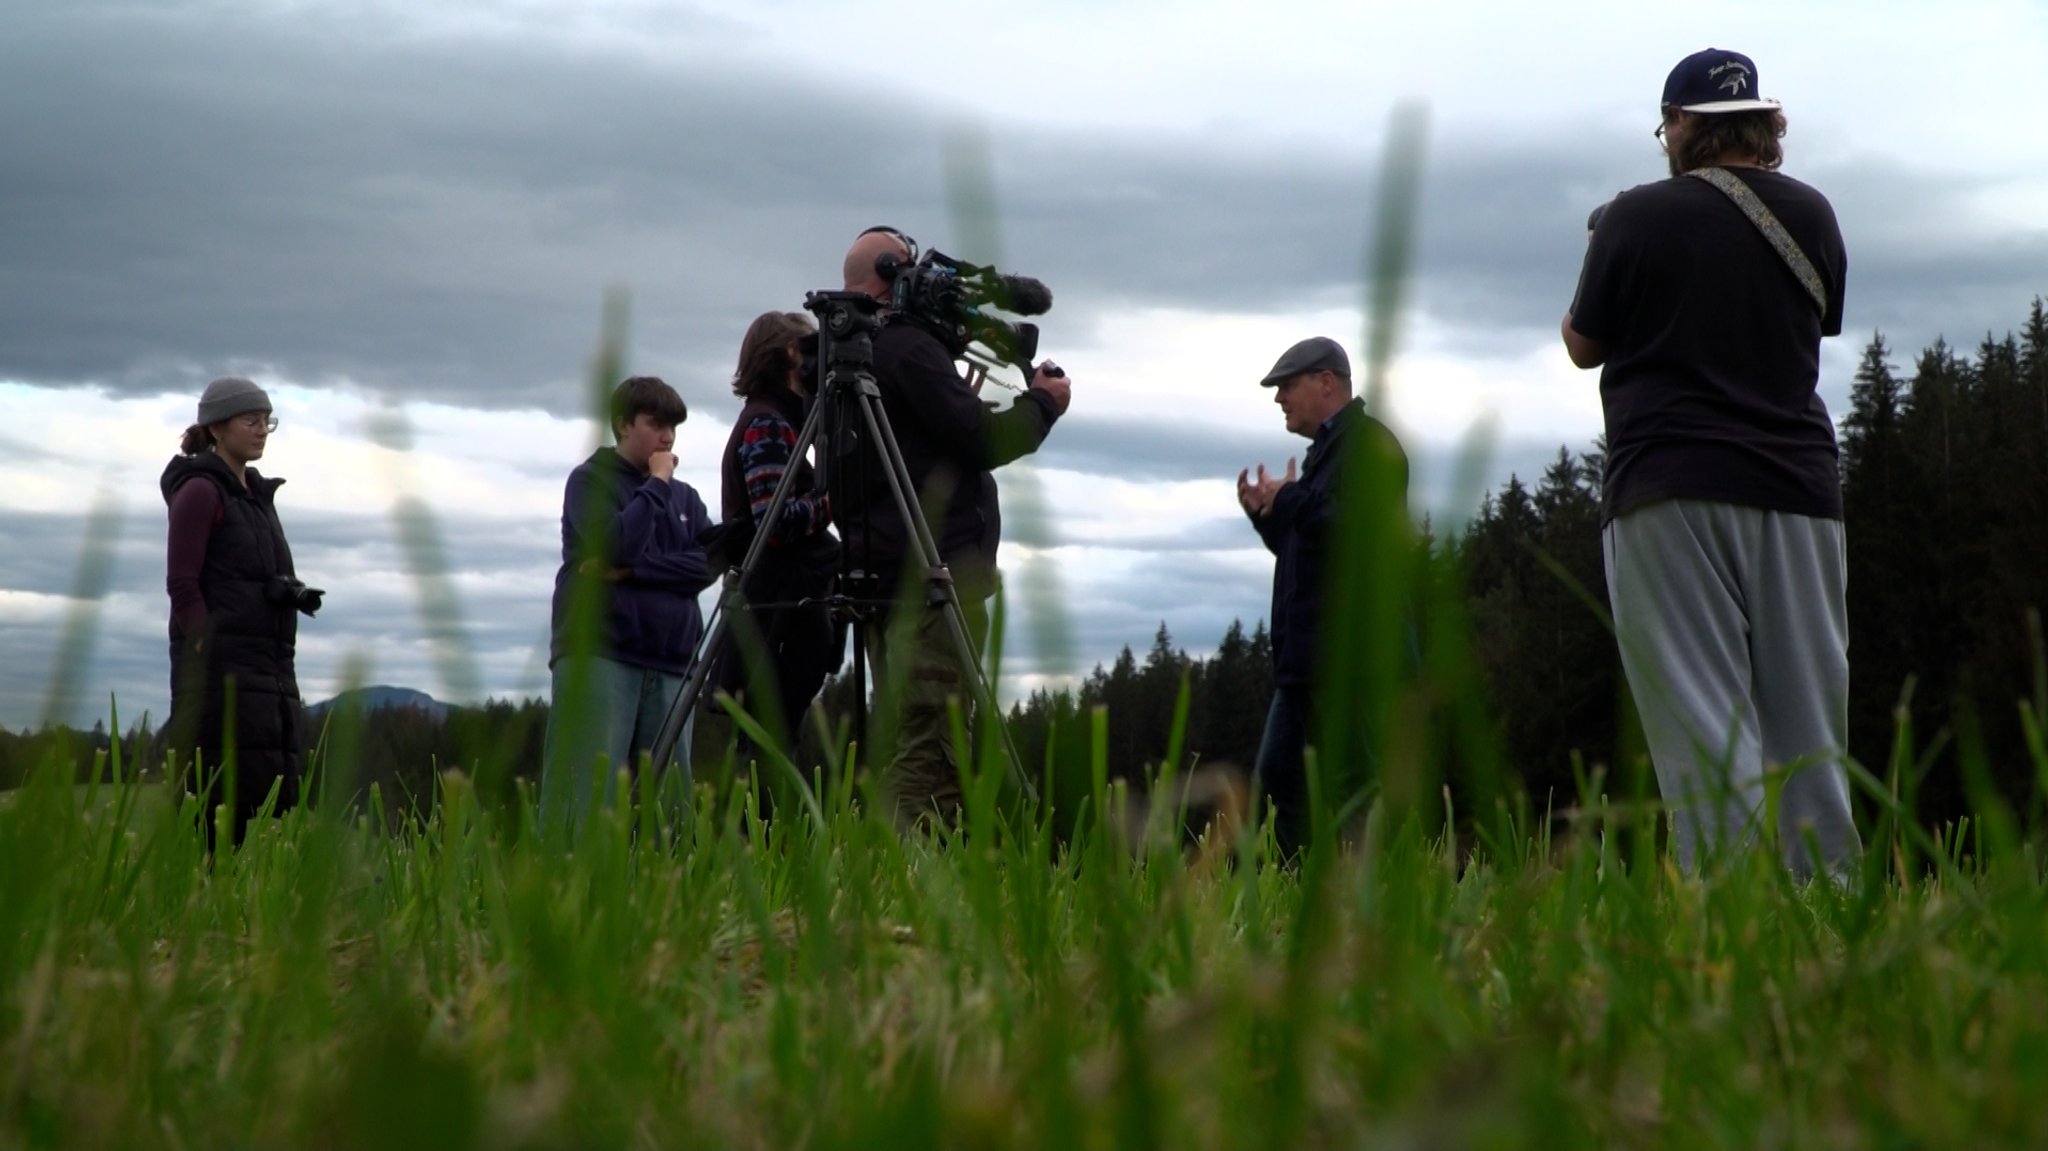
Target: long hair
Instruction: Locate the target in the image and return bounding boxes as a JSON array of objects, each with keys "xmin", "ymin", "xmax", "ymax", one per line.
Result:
[
  {"xmin": 731, "ymin": 311, "xmax": 815, "ymax": 400},
  {"xmin": 1676, "ymin": 108, "xmax": 1787, "ymax": 172},
  {"xmin": 180, "ymin": 424, "xmax": 215, "ymax": 455}
]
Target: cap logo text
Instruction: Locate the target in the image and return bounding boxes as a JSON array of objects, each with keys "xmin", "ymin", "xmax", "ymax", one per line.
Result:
[{"xmin": 1708, "ymin": 60, "xmax": 1752, "ymax": 96}]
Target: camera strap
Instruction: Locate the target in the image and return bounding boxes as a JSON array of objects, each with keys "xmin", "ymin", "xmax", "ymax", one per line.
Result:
[{"xmin": 1687, "ymin": 167, "xmax": 1827, "ymax": 317}]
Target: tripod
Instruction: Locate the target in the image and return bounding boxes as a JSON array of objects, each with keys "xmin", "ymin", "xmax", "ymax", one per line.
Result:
[{"xmin": 647, "ymin": 290, "xmax": 1036, "ymax": 808}]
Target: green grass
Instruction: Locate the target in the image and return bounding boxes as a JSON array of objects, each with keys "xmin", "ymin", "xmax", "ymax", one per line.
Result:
[
  {"xmin": 13, "ymin": 103, "xmax": 2047, "ymax": 1151},
  {"xmin": 5, "ymin": 732, "xmax": 2048, "ymax": 1150}
]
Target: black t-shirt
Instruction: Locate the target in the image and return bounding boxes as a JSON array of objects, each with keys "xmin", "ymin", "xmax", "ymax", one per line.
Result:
[{"xmin": 1570, "ymin": 167, "xmax": 1848, "ymax": 523}]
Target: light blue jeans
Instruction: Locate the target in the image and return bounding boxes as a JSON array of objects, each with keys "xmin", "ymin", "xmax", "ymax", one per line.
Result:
[{"xmin": 540, "ymin": 655, "xmax": 693, "ymax": 838}]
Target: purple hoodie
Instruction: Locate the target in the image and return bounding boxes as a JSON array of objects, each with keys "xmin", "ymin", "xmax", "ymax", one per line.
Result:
[{"xmin": 548, "ymin": 446, "xmax": 715, "ymax": 675}]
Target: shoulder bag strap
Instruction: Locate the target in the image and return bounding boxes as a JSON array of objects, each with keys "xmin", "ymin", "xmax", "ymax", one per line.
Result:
[{"xmin": 1687, "ymin": 166, "xmax": 1828, "ymax": 317}]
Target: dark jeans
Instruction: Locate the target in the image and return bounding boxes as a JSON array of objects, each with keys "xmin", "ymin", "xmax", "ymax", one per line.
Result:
[
  {"xmin": 1253, "ymin": 685, "xmax": 1315, "ymax": 862},
  {"xmin": 711, "ymin": 557, "xmax": 845, "ymax": 818},
  {"xmin": 728, "ymin": 603, "xmax": 841, "ymax": 749}
]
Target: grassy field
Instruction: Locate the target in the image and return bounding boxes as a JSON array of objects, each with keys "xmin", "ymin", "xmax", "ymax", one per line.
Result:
[
  {"xmin": 13, "ymin": 110, "xmax": 2045, "ymax": 1149},
  {"xmin": 5, "ymin": 730, "xmax": 2048, "ymax": 1151}
]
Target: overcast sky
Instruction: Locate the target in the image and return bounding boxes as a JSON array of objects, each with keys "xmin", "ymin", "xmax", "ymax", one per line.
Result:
[{"xmin": 4, "ymin": 0, "xmax": 2045, "ymax": 729}]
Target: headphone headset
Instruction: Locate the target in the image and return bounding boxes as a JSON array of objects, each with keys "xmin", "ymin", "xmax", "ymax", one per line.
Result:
[{"xmin": 859, "ymin": 224, "xmax": 920, "ymax": 281}]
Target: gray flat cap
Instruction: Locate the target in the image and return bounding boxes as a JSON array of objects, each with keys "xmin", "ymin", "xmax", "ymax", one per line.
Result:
[
  {"xmin": 197, "ymin": 376, "xmax": 271, "ymax": 425},
  {"xmin": 1259, "ymin": 337, "xmax": 1351, "ymax": 387}
]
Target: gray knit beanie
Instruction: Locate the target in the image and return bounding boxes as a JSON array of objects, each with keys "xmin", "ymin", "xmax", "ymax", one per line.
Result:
[{"xmin": 196, "ymin": 376, "xmax": 271, "ymax": 425}]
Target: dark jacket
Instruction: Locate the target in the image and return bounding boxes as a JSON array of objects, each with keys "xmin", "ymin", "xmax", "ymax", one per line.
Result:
[
  {"xmin": 838, "ymin": 319, "xmax": 1060, "ymax": 601},
  {"xmin": 549, "ymin": 446, "xmax": 714, "ymax": 676},
  {"xmin": 159, "ymin": 452, "xmax": 306, "ymax": 831},
  {"xmin": 711, "ymin": 393, "xmax": 846, "ymax": 744},
  {"xmin": 1246, "ymin": 399, "xmax": 1409, "ymax": 687}
]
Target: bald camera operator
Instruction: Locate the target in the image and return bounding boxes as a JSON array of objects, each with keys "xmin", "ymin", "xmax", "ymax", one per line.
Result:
[{"xmin": 839, "ymin": 226, "xmax": 1072, "ymax": 830}]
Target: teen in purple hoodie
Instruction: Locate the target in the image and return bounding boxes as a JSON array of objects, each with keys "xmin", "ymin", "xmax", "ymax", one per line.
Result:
[{"xmin": 541, "ymin": 376, "xmax": 714, "ymax": 835}]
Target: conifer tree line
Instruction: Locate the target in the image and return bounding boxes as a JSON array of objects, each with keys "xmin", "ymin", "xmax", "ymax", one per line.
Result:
[
  {"xmin": 1834, "ymin": 298, "xmax": 2048, "ymax": 827},
  {"xmin": 6, "ymin": 299, "xmax": 2043, "ymax": 836},
  {"xmin": 998, "ymin": 296, "xmax": 2048, "ymax": 832}
]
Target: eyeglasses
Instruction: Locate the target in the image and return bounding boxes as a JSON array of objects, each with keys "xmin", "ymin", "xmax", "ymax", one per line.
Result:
[
  {"xmin": 236, "ymin": 413, "xmax": 280, "ymax": 432},
  {"xmin": 1654, "ymin": 106, "xmax": 1678, "ymax": 144}
]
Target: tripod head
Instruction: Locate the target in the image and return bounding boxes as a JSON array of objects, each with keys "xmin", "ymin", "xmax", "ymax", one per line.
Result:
[
  {"xmin": 803, "ymin": 290, "xmax": 885, "ymax": 397},
  {"xmin": 800, "ymin": 289, "xmax": 890, "ymax": 619}
]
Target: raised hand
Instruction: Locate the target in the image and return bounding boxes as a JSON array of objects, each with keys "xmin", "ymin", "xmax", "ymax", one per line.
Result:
[{"xmin": 1237, "ymin": 458, "xmax": 1297, "ymax": 516}]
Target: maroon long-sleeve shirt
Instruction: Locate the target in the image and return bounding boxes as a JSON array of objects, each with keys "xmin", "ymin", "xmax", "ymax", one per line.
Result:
[{"xmin": 166, "ymin": 478, "xmax": 223, "ymax": 638}]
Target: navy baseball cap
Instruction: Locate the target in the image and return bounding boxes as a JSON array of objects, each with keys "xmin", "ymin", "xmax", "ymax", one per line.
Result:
[
  {"xmin": 1662, "ymin": 48, "xmax": 1782, "ymax": 113},
  {"xmin": 1259, "ymin": 337, "xmax": 1351, "ymax": 387}
]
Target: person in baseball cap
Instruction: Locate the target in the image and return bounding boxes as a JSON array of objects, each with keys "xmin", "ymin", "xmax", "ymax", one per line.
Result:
[
  {"xmin": 1651, "ymin": 47, "xmax": 1791, "ymax": 179},
  {"xmin": 1236, "ymin": 336, "xmax": 1408, "ymax": 861},
  {"xmin": 1561, "ymin": 48, "xmax": 1860, "ymax": 879}
]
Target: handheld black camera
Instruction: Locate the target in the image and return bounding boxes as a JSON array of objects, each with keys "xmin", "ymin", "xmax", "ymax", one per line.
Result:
[{"xmin": 265, "ymin": 575, "xmax": 325, "ymax": 617}]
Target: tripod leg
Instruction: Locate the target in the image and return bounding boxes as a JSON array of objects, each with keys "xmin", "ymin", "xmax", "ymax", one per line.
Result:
[
  {"xmin": 646, "ymin": 584, "xmax": 737, "ymax": 783},
  {"xmin": 647, "ymin": 392, "xmax": 839, "ymax": 786},
  {"xmin": 851, "ymin": 390, "xmax": 1038, "ymax": 808}
]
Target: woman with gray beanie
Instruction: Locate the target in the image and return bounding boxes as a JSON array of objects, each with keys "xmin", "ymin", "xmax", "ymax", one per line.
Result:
[{"xmin": 161, "ymin": 376, "xmax": 323, "ymax": 850}]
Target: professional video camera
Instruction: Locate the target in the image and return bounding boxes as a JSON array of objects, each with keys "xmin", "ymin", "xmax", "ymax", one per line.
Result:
[
  {"xmin": 877, "ymin": 249, "xmax": 1054, "ymax": 373},
  {"xmin": 649, "ymin": 279, "xmax": 1040, "ymax": 802}
]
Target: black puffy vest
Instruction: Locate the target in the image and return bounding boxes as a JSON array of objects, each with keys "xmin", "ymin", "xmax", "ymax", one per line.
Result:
[{"xmin": 161, "ymin": 453, "xmax": 301, "ymax": 703}]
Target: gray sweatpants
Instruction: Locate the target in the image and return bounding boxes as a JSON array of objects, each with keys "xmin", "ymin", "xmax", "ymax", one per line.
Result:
[{"xmin": 1603, "ymin": 499, "xmax": 1861, "ymax": 878}]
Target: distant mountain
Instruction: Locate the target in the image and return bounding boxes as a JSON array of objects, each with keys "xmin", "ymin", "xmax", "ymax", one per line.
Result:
[{"xmin": 307, "ymin": 685, "xmax": 450, "ymax": 720}]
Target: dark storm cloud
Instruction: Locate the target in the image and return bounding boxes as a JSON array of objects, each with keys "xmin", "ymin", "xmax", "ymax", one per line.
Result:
[
  {"xmin": 9, "ymin": 2, "xmax": 2045, "ymax": 730},
  {"xmin": 9, "ymin": 3, "xmax": 2039, "ymax": 415},
  {"xmin": 1405, "ymin": 145, "xmax": 2048, "ymax": 361},
  {"xmin": 1, "ymin": 3, "xmax": 950, "ymax": 410}
]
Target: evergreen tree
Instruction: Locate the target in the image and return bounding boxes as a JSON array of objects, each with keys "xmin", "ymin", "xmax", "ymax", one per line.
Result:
[
  {"xmin": 1194, "ymin": 619, "xmax": 1267, "ymax": 769},
  {"xmin": 1840, "ymin": 333, "xmax": 1921, "ymax": 786}
]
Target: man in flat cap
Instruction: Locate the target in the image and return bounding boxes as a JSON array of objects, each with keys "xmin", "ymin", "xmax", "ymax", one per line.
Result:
[
  {"xmin": 1237, "ymin": 336, "xmax": 1407, "ymax": 860},
  {"xmin": 1563, "ymin": 48, "xmax": 1860, "ymax": 878}
]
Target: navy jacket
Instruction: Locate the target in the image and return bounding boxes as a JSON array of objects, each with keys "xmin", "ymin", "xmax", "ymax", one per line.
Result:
[
  {"xmin": 549, "ymin": 447, "xmax": 715, "ymax": 675},
  {"xmin": 1246, "ymin": 399, "xmax": 1408, "ymax": 687}
]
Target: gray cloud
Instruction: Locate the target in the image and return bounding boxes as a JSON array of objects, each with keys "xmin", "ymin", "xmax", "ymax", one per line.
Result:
[
  {"xmin": 0, "ymin": 500, "xmax": 564, "ymax": 728},
  {"xmin": 0, "ymin": 424, "xmax": 1778, "ymax": 728},
  {"xmin": 8, "ymin": 2, "xmax": 2039, "ymax": 417},
  {"xmin": 1036, "ymin": 415, "xmax": 1288, "ymax": 483},
  {"xmin": 998, "ymin": 549, "xmax": 1272, "ymax": 684},
  {"xmin": 2, "ymin": 3, "xmax": 948, "ymax": 410},
  {"xmin": 8, "ymin": 2, "xmax": 2045, "ymax": 729}
]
